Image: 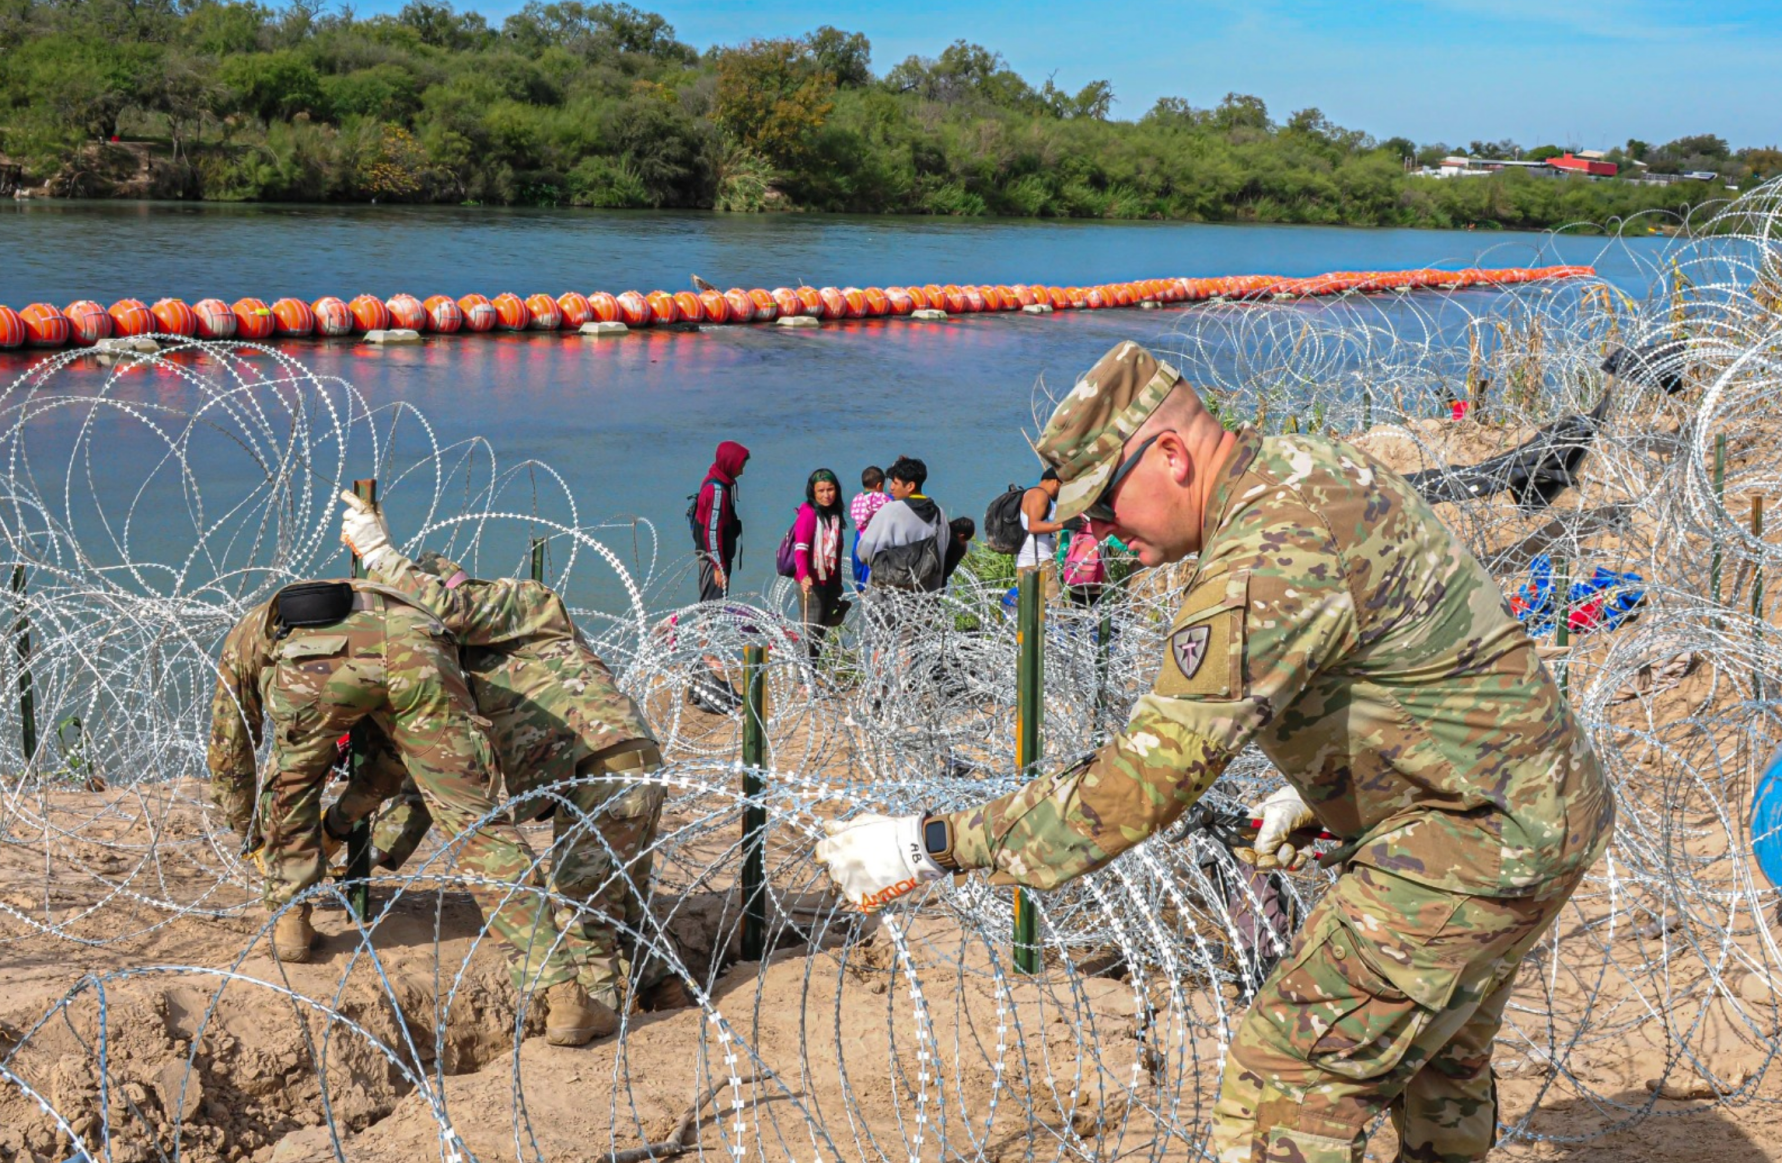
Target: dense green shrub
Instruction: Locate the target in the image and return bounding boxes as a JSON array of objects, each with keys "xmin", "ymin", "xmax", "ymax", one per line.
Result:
[{"xmin": 0, "ymin": 0, "xmax": 1762, "ymax": 225}]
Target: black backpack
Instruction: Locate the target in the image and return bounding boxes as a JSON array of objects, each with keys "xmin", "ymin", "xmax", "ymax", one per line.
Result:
[
  {"xmin": 983, "ymin": 484, "xmax": 1030, "ymax": 555},
  {"xmin": 870, "ymin": 537, "xmax": 944, "ymax": 592}
]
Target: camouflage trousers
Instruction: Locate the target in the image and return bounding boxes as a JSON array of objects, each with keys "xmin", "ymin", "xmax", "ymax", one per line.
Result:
[
  {"xmin": 1209, "ymin": 862, "xmax": 1589, "ymax": 1163},
  {"xmin": 260, "ymin": 602, "xmax": 576, "ymax": 992},
  {"xmin": 334, "ymin": 734, "xmax": 667, "ymax": 1008}
]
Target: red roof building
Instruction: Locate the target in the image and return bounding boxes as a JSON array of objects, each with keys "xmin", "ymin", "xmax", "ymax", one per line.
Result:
[{"xmin": 1548, "ymin": 153, "xmax": 1618, "ymax": 178}]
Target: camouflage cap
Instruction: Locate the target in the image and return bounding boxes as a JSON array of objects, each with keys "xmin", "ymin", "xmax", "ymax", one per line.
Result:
[{"xmin": 1038, "ymin": 340, "xmax": 1183, "ymax": 523}]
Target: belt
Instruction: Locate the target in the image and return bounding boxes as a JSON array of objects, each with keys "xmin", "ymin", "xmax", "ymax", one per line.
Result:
[{"xmin": 351, "ymin": 591, "xmax": 383, "ymax": 612}]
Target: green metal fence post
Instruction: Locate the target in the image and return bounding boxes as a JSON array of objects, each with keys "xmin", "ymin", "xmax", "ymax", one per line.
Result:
[
  {"xmin": 529, "ymin": 536, "xmax": 546, "ymax": 584},
  {"xmin": 1754, "ymin": 497, "xmax": 1766, "ymax": 700},
  {"xmin": 741, "ymin": 643, "xmax": 768, "ymax": 962},
  {"xmin": 1553, "ymin": 558, "xmax": 1570, "ymax": 696},
  {"xmin": 342, "ymin": 478, "xmax": 376, "ymax": 920},
  {"xmin": 11, "ymin": 565, "xmax": 35, "ymax": 768},
  {"xmin": 1013, "ymin": 570, "xmax": 1042, "ymax": 975},
  {"xmin": 1711, "ymin": 433, "xmax": 1727, "ymax": 612}
]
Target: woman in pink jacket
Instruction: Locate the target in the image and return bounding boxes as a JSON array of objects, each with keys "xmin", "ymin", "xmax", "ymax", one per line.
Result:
[{"xmin": 794, "ymin": 468, "xmax": 850, "ymax": 667}]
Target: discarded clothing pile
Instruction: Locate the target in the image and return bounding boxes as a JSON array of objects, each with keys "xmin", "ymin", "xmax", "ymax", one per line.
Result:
[
  {"xmin": 1509, "ymin": 553, "xmax": 1646, "ymax": 637},
  {"xmin": 1405, "ymin": 391, "xmax": 1614, "ymax": 510}
]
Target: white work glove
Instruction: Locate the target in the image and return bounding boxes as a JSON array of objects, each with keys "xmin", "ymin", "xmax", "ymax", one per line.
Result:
[
  {"xmin": 814, "ymin": 813, "xmax": 946, "ymax": 912},
  {"xmin": 339, "ymin": 490, "xmax": 398, "ymax": 573},
  {"xmin": 1236, "ymin": 785, "xmax": 1316, "ymax": 871}
]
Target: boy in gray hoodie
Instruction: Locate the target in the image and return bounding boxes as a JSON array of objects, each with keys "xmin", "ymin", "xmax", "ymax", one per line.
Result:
[{"xmin": 856, "ymin": 456, "xmax": 950, "ymax": 591}]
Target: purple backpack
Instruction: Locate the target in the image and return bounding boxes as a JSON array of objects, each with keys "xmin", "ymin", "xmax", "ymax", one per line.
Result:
[{"xmin": 776, "ymin": 522, "xmax": 799, "ymax": 577}]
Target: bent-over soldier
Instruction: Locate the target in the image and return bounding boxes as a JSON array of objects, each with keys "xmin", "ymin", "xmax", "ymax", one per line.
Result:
[
  {"xmin": 815, "ymin": 340, "xmax": 1615, "ymax": 1162},
  {"xmin": 335, "ymin": 497, "xmax": 683, "ymax": 1014},
  {"xmin": 206, "ymin": 579, "xmax": 612, "ymax": 1046}
]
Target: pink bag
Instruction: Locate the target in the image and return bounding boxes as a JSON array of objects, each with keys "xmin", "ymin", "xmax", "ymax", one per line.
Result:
[{"xmin": 1061, "ymin": 529, "xmax": 1106, "ymax": 587}]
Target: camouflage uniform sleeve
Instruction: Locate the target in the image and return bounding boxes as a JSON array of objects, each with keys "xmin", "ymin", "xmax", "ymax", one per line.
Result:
[
  {"xmin": 371, "ymin": 552, "xmax": 573, "ymax": 646},
  {"xmin": 946, "ymin": 499, "xmax": 1358, "ymax": 890},
  {"xmin": 207, "ymin": 612, "xmax": 268, "ymax": 837}
]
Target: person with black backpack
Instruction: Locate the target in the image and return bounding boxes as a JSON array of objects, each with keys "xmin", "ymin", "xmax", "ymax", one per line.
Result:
[
  {"xmin": 855, "ymin": 456, "xmax": 948, "ymax": 592},
  {"xmin": 689, "ymin": 440, "xmax": 749, "ymax": 602},
  {"xmin": 685, "ymin": 440, "xmax": 749, "ymax": 714}
]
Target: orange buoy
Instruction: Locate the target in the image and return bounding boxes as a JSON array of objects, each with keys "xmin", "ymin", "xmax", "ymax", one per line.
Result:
[
  {"xmin": 939, "ymin": 285, "xmax": 965, "ymax": 313},
  {"xmin": 232, "ymin": 298, "xmax": 275, "ymax": 339},
  {"xmin": 772, "ymin": 287, "xmax": 802, "ymax": 317},
  {"xmin": 696, "ymin": 290, "xmax": 728, "ymax": 323},
  {"xmin": 271, "ymin": 297, "xmax": 315, "ymax": 336},
  {"xmin": 64, "ymin": 300, "xmax": 112, "ymax": 346},
  {"xmin": 423, "ymin": 295, "xmax": 462, "ymax": 333},
  {"xmin": 671, "ymin": 291, "xmax": 703, "ymax": 323},
  {"xmin": 645, "ymin": 291, "xmax": 679, "ymax": 326},
  {"xmin": 1083, "ymin": 288, "xmax": 1107, "ymax": 310},
  {"xmin": 312, "ymin": 297, "xmax": 353, "ymax": 336},
  {"xmin": 905, "ymin": 286, "xmax": 932, "ymax": 311},
  {"xmin": 22, "ymin": 304, "xmax": 71, "ymax": 347},
  {"xmin": 991, "ymin": 285, "xmax": 1016, "ymax": 310},
  {"xmin": 0, "ymin": 305, "xmax": 24, "ymax": 349},
  {"xmin": 491, "ymin": 293, "xmax": 529, "ymax": 330},
  {"xmin": 1011, "ymin": 285, "xmax": 1037, "ymax": 308},
  {"xmin": 885, "ymin": 287, "xmax": 914, "ymax": 315},
  {"xmin": 587, "ymin": 292, "xmax": 621, "ymax": 323},
  {"xmin": 193, "ymin": 299, "xmax": 236, "ymax": 339},
  {"xmin": 108, "ymin": 299, "xmax": 154, "ymax": 337},
  {"xmin": 524, "ymin": 293, "xmax": 562, "ymax": 330},
  {"xmin": 795, "ymin": 287, "xmax": 824, "ymax": 317},
  {"xmin": 351, "ymin": 294, "xmax": 391, "ymax": 332},
  {"xmin": 836, "ymin": 287, "xmax": 864, "ymax": 318},
  {"xmin": 555, "ymin": 292, "xmax": 592, "ymax": 329},
  {"xmin": 387, "ymin": 293, "xmax": 428, "ymax": 331},
  {"xmin": 150, "ymin": 299, "xmax": 198, "ymax": 337},
  {"xmin": 863, "ymin": 287, "xmax": 890, "ymax": 317},
  {"xmin": 749, "ymin": 289, "xmax": 779, "ymax": 321},
  {"xmin": 616, "ymin": 292, "xmax": 650, "ymax": 327},
  {"xmin": 724, "ymin": 288, "xmax": 755, "ymax": 322},
  {"xmin": 812, "ymin": 287, "xmax": 842, "ymax": 318},
  {"xmin": 1046, "ymin": 287, "xmax": 1070, "ymax": 310},
  {"xmin": 457, "ymin": 294, "xmax": 496, "ymax": 332}
]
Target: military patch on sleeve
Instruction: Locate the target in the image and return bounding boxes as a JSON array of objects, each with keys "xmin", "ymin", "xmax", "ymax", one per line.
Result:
[
  {"xmin": 1172, "ymin": 624, "xmax": 1210, "ymax": 678},
  {"xmin": 1155, "ymin": 569, "xmax": 1248, "ymax": 700}
]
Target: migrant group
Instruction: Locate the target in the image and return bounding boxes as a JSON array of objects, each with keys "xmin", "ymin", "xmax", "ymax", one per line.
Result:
[
  {"xmin": 210, "ymin": 335, "xmax": 1618, "ymax": 1163},
  {"xmin": 684, "ymin": 442, "xmax": 1126, "ymax": 706}
]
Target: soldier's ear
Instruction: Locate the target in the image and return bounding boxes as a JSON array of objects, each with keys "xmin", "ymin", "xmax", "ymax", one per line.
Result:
[{"xmin": 1160, "ymin": 431, "xmax": 1197, "ymax": 488}]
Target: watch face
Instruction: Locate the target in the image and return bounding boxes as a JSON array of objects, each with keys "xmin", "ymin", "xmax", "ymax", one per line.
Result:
[{"xmin": 923, "ymin": 817, "xmax": 950, "ymax": 854}]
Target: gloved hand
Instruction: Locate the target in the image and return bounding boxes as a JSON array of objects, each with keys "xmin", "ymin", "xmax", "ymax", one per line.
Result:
[
  {"xmin": 814, "ymin": 813, "xmax": 946, "ymax": 912},
  {"xmin": 339, "ymin": 490, "xmax": 397, "ymax": 573},
  {"xmin": 1235, "ymin": 785, "xmax": 1316, "ymax": 871},
  {"xmin": 321, "ymin": 803, "xmax": 352, "ymax": 865}
]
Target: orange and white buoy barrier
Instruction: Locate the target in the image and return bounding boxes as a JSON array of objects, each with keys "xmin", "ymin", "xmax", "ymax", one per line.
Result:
[{"xmin": 0, "ymin": 266, "xmax": 1599, "ymax": 354}]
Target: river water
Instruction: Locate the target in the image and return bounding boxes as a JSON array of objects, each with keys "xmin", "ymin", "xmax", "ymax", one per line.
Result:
[{"xmin": 0, "ymin": 202, "xmax": 1672, "ymax": 610}]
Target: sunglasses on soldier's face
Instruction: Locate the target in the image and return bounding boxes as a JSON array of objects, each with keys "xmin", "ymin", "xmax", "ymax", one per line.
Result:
[{"xmin": 1084, "ymin": 432, "xmax": 1165, "ymax": 524}]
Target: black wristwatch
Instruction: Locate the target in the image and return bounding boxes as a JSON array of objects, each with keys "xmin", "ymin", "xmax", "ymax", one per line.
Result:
[{"xmin": 922, "ymin": 813, "xmax": 960, "ymax": 870}]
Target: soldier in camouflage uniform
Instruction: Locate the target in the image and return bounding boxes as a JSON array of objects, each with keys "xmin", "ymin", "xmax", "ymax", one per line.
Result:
[
  {"xmin": 815, "ymin": 340, "xmax": 1615, "ymax": 1162},
  {"xmin": 334, "ymin": 497, "xmax": 684, "ymax": 1014},
  {"xmin": 206, "ymin": 580, "xmax": 613, "ymax": 1047}
]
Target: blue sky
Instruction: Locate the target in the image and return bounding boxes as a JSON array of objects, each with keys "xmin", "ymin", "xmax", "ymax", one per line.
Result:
[{"xmin": 360, "ymin": 0, "xmax": 1778, "ymax": 149}]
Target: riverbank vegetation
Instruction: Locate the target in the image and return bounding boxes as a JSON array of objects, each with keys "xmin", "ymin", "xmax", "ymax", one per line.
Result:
[{"xmin": 1, "ymin": 0, "xmax": 1773, "ymax": 228}]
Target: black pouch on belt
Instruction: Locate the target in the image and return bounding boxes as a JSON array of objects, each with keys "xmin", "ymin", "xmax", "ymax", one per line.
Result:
[{"xmin": 277, "ymin": 581, "xmax": 355, "ymax": 629}]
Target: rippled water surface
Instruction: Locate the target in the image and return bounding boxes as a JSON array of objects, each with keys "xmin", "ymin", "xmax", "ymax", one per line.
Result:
[{"xmin": 0, "ymin": 202, "xmax": 1669, "ymax": 608}]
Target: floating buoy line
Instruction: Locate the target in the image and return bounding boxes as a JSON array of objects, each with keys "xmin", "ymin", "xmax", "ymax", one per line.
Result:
[{"xmin": 0, "ymin": 265, "xmax": 1596, "ymax": 350}]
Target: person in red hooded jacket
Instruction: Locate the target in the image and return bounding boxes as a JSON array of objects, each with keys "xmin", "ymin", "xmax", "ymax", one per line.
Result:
[{"xmin": 692, "ymin": 440, "xmax": 749, "ymax": 602}]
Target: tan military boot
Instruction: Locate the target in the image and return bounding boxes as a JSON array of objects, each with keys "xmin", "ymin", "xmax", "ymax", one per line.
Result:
[
  {"xmin": 544, "ymin": 980, "xmax": 619, "ymax": 1047},
  {"xmin": 271, "ymin": 904, "xmax": 316, "ymax": 963}
]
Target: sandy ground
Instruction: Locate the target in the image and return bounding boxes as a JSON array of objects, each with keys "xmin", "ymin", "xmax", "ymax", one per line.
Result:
[{"xmin": 5, "ymin": 407, "xmax": 1781, "ymax": 1162}]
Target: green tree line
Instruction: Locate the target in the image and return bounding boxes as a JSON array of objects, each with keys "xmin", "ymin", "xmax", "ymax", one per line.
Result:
[{"xmin": 0, "ymin": 0, "xmax": 1767, "ymax": 228}]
